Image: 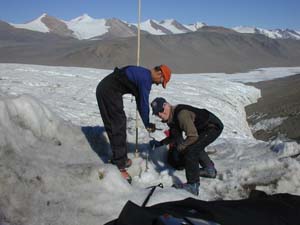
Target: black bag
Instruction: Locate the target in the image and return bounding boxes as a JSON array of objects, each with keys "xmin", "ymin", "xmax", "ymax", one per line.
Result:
[{"xmin": 104, "ymin": 190, "xmax": 300, "ymax": 225}]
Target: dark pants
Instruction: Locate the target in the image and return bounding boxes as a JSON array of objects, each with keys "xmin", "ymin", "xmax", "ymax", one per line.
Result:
[
  {"xmin": 96, "ymin": 69, "xmax": 134, "ymax": 169},
  {"xmin": 168, "ymin": 117, "xmax": 223, "ymax": 184}
]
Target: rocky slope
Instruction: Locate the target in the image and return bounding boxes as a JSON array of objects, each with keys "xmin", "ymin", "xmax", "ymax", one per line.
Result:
[{"xmin": 246, "ymin": 74, "xmax": 300, "ymax": 142}]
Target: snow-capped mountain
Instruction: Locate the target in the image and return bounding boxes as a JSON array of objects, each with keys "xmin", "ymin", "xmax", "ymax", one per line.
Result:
[
  {"xmin": 63, "ymin": 14, "xmax": 108, "ymax": 39},
  {"xmin": 11, "ymin": 13, "xmax": 50, "ymax": 33},
  {"xmin": 8, "ymin": 13, "xmax": 300, "ymax": 40},
  {"xmin": 11, "ymin": 13, "xmax": 75, "ymax": 38},
  {"xmin": 9, "ymin": 14, "xmax": 207, "ymax": 40},
  {"xmin": 184, "ymin": 22, "xmax": 207, "ymax": 31},
  {"xmin": 138, "ymin": 19, "xmax": 170, "ymax": 35},
  {"xmin": 159, "ymin": 19, "xmax": 191, "ymax": 34},
  {"xmin": 233, "ymin": 26, "xmax": 300, "ymax": 40}
]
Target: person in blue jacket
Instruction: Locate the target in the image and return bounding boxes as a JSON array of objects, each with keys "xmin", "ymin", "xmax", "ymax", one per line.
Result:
[{"xmin": 96, "ymin": 65, "xmax": 171, "ymax": 183}]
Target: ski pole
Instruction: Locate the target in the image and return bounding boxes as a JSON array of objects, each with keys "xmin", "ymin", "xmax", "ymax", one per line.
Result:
[{"xmin": 142, "ymin": 183, "xmax": 164, "ymax": 207}]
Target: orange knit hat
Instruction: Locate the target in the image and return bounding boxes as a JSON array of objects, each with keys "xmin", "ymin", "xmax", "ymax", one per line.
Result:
[{"xmin": 160, "ymin": 64, "xmax": 171, "ymax": 88}]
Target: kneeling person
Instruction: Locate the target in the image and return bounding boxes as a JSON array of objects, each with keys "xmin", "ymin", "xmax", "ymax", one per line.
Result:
[{"xmin": 150, "ymin": 97, "xmax": 223, "ymax": 195}]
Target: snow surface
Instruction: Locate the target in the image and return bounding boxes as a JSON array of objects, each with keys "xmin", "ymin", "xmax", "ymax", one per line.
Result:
[
  {"xmin": 1, "ymin": 63, "xmax": 300, "ymax": 224},
  {"xmin": 196, "ymin": 67, "xmax": 300, "ymax": 83}
]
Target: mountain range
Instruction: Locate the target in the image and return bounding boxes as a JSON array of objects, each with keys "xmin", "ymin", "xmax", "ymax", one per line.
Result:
[
  {"xmin": 8, "ymin": 13, "xmax": 300, "ymax": 41},
  {"xmin": 1, "ymin": 14, "xmax": 300, "ymax": 73}
]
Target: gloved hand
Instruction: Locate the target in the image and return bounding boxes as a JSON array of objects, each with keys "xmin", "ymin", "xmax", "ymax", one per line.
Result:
[
  {"xmin": 146, "ymin": 123, "xmax": 156, "ymax": 133},
  {"xmin": 149, "ymin": 139, "xmax": 162, "ymax": 149}
]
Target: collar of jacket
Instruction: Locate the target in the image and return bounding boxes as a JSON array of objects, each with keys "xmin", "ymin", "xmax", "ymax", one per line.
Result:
[{"xmin": 167, "ymin": 105, "xmax": 177, "ymax": 125}]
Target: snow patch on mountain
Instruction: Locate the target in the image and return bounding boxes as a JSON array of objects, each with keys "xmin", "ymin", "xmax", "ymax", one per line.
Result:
[
  {"xmin": 11, "ymin": 13, "xmax": 49, "ymax": 33},
  {"xmin": 232, "ymin": 26, "xmax": 257, "ymax": 34},
  {"xmin": 184, "ymin": 22, "xmax": 206, "ymax": 31},
  {"xmin": 139, "ymin": 19, "xmax": 166, "ymax": 35},
  {"xmin": 159, "ymin": 19, "xmax": 191, "ymax": 34},
  {"xmin": 64, "ymin": 14, "xmax": 109, "ymax": 40},
  {"xmin": 233, "ymin": 26, "xmax": 300, "ymax": 40}
]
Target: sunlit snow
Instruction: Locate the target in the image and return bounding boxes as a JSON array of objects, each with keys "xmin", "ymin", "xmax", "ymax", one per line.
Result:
[
  {"xmin": 11, "ymin": 13, "xmax": 49, "ymax": 33},
  {"xmin": 64, "ymin": 14, "xmax": 109, "ymax": 40},
  {"xmin": 1, "ymin": 63, "xmax": 300, "ymax": 224}
]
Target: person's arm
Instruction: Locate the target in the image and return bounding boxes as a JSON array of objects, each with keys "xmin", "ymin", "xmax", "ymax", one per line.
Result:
[
  {"xmin": 150, "ymin": 131, "xmax": 174, "ymax": 148},
  {"xmin": 125, "ymin": 66, "xmax": 152, "ymax": 128},
  {"xmin": 177, "ymin": 110, "xmax": 199, "ymax": 151},
  {"xmin": 137, "ymin": 83, "xmax": 151, "ymax": 128}
]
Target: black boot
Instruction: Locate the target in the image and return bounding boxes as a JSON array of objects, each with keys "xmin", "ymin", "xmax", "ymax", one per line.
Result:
[
  {"xmin": 173, "ymin": 182, "xmax": 200, "ymax": 196},
  {"xmin": 199, "ymin": 167, "xmax": 217, "ymax": 178},
  {"xmin": 110, "ymin": 158, "xmax": 132, "ymax": 168}
]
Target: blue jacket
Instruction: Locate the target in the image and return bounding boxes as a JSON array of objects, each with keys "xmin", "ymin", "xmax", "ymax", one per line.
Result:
[{"xmin": 124, "ymin": 66, "xmax": 152, "ymax": 127}]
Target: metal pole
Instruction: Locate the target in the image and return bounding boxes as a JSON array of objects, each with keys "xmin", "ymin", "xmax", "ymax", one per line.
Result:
[
  {"xmin": 137, "ymin": 0, "xmax": 141, "ymax": 67},
  {"xmin": 135, "ymin": 0, "xmax": 141, "ymax": 157}
]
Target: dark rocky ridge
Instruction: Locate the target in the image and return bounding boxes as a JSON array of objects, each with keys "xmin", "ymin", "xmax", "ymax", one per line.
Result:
[{"xmin": 245, "ymin": 74, "xmax": 300, "ymax": 142}]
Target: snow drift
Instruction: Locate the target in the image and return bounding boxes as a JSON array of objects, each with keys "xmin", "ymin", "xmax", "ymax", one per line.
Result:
[{"xmin": 0, "ymin": 94, "xmax": 114, "ymax": 224}]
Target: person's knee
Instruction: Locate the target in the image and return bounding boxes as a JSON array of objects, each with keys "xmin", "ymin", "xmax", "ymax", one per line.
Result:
[
  {"xmin": 168, "ymin": 148, "xmax": 184, "ymax": 170},
  {"xmin": 218, "ymin": 122, "xmax": 224, "ymax": 133},
  {"xmin": 184, "ymin": 150, "xmax": 197, "ymax": 165}
]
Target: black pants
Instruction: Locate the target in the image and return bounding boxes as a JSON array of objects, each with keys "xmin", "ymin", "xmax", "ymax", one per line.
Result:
[
  {"xmin": 96, "ymin": 69, "xmax": 134, "ymax": 169},
  {"xmin": 168, "ymin": 120, "xmax": 223, "ymax": 184}
]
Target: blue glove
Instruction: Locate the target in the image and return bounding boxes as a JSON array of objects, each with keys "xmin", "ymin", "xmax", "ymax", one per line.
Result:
[{"xmin": 149, "ymin": 139, "xmax": 162, "ymax": 149}]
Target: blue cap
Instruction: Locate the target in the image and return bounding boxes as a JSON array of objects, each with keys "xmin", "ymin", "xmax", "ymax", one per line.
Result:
[{"xmin": 151, "ymin": 97, "xmax": 167, "ymax": 115}]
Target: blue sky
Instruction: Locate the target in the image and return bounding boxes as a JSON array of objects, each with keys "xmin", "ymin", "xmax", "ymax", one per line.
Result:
[{"xmin": 0, "ymin": 0, "xmax": 299, "ymax": 29}]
